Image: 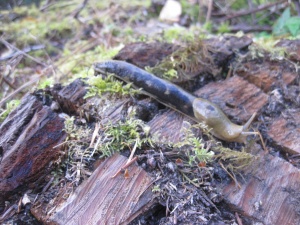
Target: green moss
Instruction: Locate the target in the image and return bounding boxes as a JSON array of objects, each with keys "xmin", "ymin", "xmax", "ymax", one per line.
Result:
[
  {"xmin": 213, "ymin": 145, "xmax": 255, "ymax": 172},
  {"xmin": 0, "ymin": 9, "xmax": 75, "ymax": 47},
  {"xmin": 85, "ymin": 75, "xmax": 139, "ymax": 98},
  {"xmin": 180, "ymin": 0, "xmax": 199, "ymax": 22},
  {"xmin": 218, "ymin": 22, "xmax": 230, "ymax": 34},
  {"xmin": 163, "ymin": 27, "xmax": 194, "ymax": 43},
  {"xmin": 0, "ymin": 99, "xmax": 21, "ymax": 123},
  {"xmin": 174, "ymin": 122, "xmax": 214, "ymax": 165},
  {"xmin": 97, "ymin": 116, "xmax": 150, "ymax": 157},
  {"xmin": 38, "ymin": 77, "xmax": 55, "ymax": 89},
  {"xmin": 148, "ymin": 38, "xmax": 217, "ymax": 81}
]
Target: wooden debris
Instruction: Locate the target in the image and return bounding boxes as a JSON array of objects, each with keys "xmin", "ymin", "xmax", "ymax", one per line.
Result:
[
  {"xmin": 47, "ymin": 154, "xmax": 154, "ymax": 225},
  {"xmin": 276, "ymin": 39, "xmax": 300, "ymax": 63},
  {"xmin": 194, "ymin": 76, "xmax": 268, "ymax": 122},
  {"xmin": 221, "ymin": 152, "xmax": 300, "ymax": 225},
  {"xmin": 51, "ymin": 79, "xmax": 87, "ymax": 115},
  {"xmin": 268, "ymin": 109, "xmax": 300, "ymax": 154},
  {"xmin": 0, "ymin": 94, "xmax": 66, "ymax": 197},
  {"xmin": 114, "ymin": 42, "xmax": 179, "ymax": 69},
  {"xmin": 148, "ymin": 110, "xmax": 187, "ymax": 144},
  {"xmin": 236, "ymin": 60, "xmax": 297, "ymax": 92}
]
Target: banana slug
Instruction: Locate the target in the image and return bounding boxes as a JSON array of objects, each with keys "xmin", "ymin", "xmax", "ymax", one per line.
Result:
[{"xmin": 94, "ymin": 60, "xmax": 264, "ymax": 146}]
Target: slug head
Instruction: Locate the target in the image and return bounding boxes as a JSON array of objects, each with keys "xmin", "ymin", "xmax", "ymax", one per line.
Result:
[{"xmin": 192, "ymin": 98, "xmax": 252, "ymax": 143}]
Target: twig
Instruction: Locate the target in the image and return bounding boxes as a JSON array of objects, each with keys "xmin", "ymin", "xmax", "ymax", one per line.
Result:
[
  {"xmin": 235, "ymin": 212, "xmax": 243, "ymax": 225},
  {"xmin": 222, "ymin": 0, "xmax": 289, "ymax": 20},
  {"xmin": 294, "ymin": 0, "xmax": 300, "ymax": 16},
  {"xmin": 73, "ymin": 0, "xmax": 89, "ymax": 22},
  {"xmin": 0, "ymin": 74, "xmax": 42, "ymax": 108},
  {"xmin": 226, "ymin": 24, "xmax": 272, "ymax": 33},
  {"xmin": 0, "ymin": 204, "xmax": 18, "ymax": 223},
  {"xmin": 219, "ymin": 161, "xmax": 241, "ymax": 189},
  {"xmin": 111, "ymin": 156, "xmax": 138, "ymax": 178},
  {"xmin": 1, "ymin": 73, "xmax": 18, "ymax": 90},
  {"xmin": 0, "ymin": 44, "xmax": 45, "ymax": 62},
  {"xmin": 0, "ymin": 39, "xmax": 47, "ymax": 67},
  {"xmin": 205, "ymin": 0, "xmax": 213, "ymax": 24}
]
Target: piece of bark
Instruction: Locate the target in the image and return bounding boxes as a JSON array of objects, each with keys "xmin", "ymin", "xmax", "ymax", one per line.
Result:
[
  {"xmin": 194, "ymin": 76, "xmax": 268, "ymax": 122},
  {"xmin": 267, "ymin": 109, "xmax": 300, "ymax": 154},
  {"xmin": 236, "ymin": 60, "xmax": 297, "ymax": 92},
  {"xmin": 114, "ymin": 42, "xmax": 179, "ymax": 68},
  {"xmin": 148, "ymin": 110, "xmax": 186, "ymax": 144},
  {"xmin": 275, "ymin": 39, "xmax": 300, "ymax": 63},
  {"xmin": 0, "ymin": 94, "xmax": 66, "ymax": 197},
  {"xmin": 221, "ymin": 152, "xmax": 300, "ymax": 225},
  {"xmin": 47, "ymin": 154, "xmax": 154, "ymax": 225},
  {"xmin": 51, "ymin": 79, "xmax": 87, "ymax": 115}
]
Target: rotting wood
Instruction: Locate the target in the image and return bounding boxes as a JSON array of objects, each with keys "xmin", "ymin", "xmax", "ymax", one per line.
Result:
[
  {"xmin": 268, "ymin": 109, "xmax": 300, "ymax": 155},
  {"xmin": 147, "ymin": 109, "xmax": 187, "ymax": 144},
  {"xmin": 194, "ymin": 76, "xmax": 268, "ymax": 122},
  {"xmin": 114, "ymin": 42, "xmax": 180, "ymax": 69},
  {"xmin": 0, "ymin": 94, "xmax": 66, "ymax": 199},
  {"xmin": 276, "ymin": 39, "xmax": 300, "ymax": 63},
  {"xmin": 236, "ymin": 60, "xmax": 297, "ymax": 92},
  {"xmin": 51, "ymin": 78, "xmax": 87, "ymax": 115},
  {"xmin": 221, "ymin": 151, "xmax": 300, "ymax": 225},
  {"xmin": 45, "ymin": 154, "xmax": 154, "ymax": 225}
]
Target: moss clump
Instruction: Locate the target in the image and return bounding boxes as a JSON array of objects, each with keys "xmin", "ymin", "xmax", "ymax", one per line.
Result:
[
  {"xmin": 0, "ymin": 100, "xmax": 21, "ymax": 122},
  {"xmin": 85, "ymin": 75, "xmax": 139, "ymax": 98},
  {"xmin": 147, "ymin": 39, "xmax": 217, "ymax": 81},
  {"xmin": 174, "ymin": 122, "xmax": 215, "ymax": 166}
]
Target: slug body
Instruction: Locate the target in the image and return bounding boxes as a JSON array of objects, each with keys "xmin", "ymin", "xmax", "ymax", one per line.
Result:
[{"xmin": 94, "ymin": 60, "xmax": 255, "ymax": 143}]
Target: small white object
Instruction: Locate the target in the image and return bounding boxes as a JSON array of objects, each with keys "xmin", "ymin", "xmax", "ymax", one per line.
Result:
[
  {"xmin": 22, "ymin": 194, "xmax": 31, "ymax": 206},
  {"xmin": 159, "ymin": 0, "xmax": 182, "ymax": 22}
]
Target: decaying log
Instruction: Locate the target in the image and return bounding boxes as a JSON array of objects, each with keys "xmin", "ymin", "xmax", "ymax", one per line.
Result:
[
  {"xmin": 194, "ymin": 75, "xmax": 268, "ymax": 122},
  {"xmin": 221, "ymin": 152, "xmax": 300, "ymax": 225},
  {"xmin": 276, "ymin": 39, "xmax": 300, "ymax": 63},
  {"xmin": 147, "ymin": 110, "xmax": 187, "ymax": 144},
  {"xmin": 236, "ymin": 60, "xmax": 297, "ymax": 92},
  {"xmin": 46, "ymin": 154, "xmax": 154, "ymax": 225},
  {"xmin": 114, "ymin": 42, "xmax": 180, "ymax": 69},
  {"xmin": 268, "ymin": 109, "xmax": 300, "ymax": 154},
  {"xmin": 51, "ymin": 79, "xmax": 87, "ymax": 115},
  {"xmin": 0, "ymin": 94, "xmax": 66, "ymax": 199}
]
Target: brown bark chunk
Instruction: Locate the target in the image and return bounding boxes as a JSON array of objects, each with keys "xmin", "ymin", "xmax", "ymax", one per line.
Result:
[
  {"xmin": 0, "ymin": 94, "xmax": 66, "ymax": 196},
  {"xmin": 236, "ymin": 60, "xmax": 297, "ymax": 92},
  {"xmin": 276, "ymin": 39, "xmax": 300, "ymax": 63},
  {"xmin": 221, "ymin": 152, "xmax": 300, "ymax": 225},
  {"xmin": 114, "ymin": 42, "xmax": 179, "ymax": 68},
  {"xmin": 268, "ymin": 109, "xmax": 300, "ymax": 154},
  {"xmin": 51, "ymin": 79, "xmax": 87, "ymax": 115},
  {"xmin": 194, "ymin": 76, "xmax": 268, "ymax": 122},
  {"xmin": 48, "ymin": 154, "xmax": 154, "ymax": 225}
]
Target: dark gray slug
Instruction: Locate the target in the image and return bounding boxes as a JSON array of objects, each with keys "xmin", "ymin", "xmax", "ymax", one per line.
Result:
[{"xmin": 94, "ymin": 60, "xmax": 263, "ymax": 145}]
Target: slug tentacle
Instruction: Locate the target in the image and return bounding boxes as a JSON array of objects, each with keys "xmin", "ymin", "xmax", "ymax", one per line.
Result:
[{"xmin": 94, "ymin": 60, "xmax": 266, "ymax": 150}]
